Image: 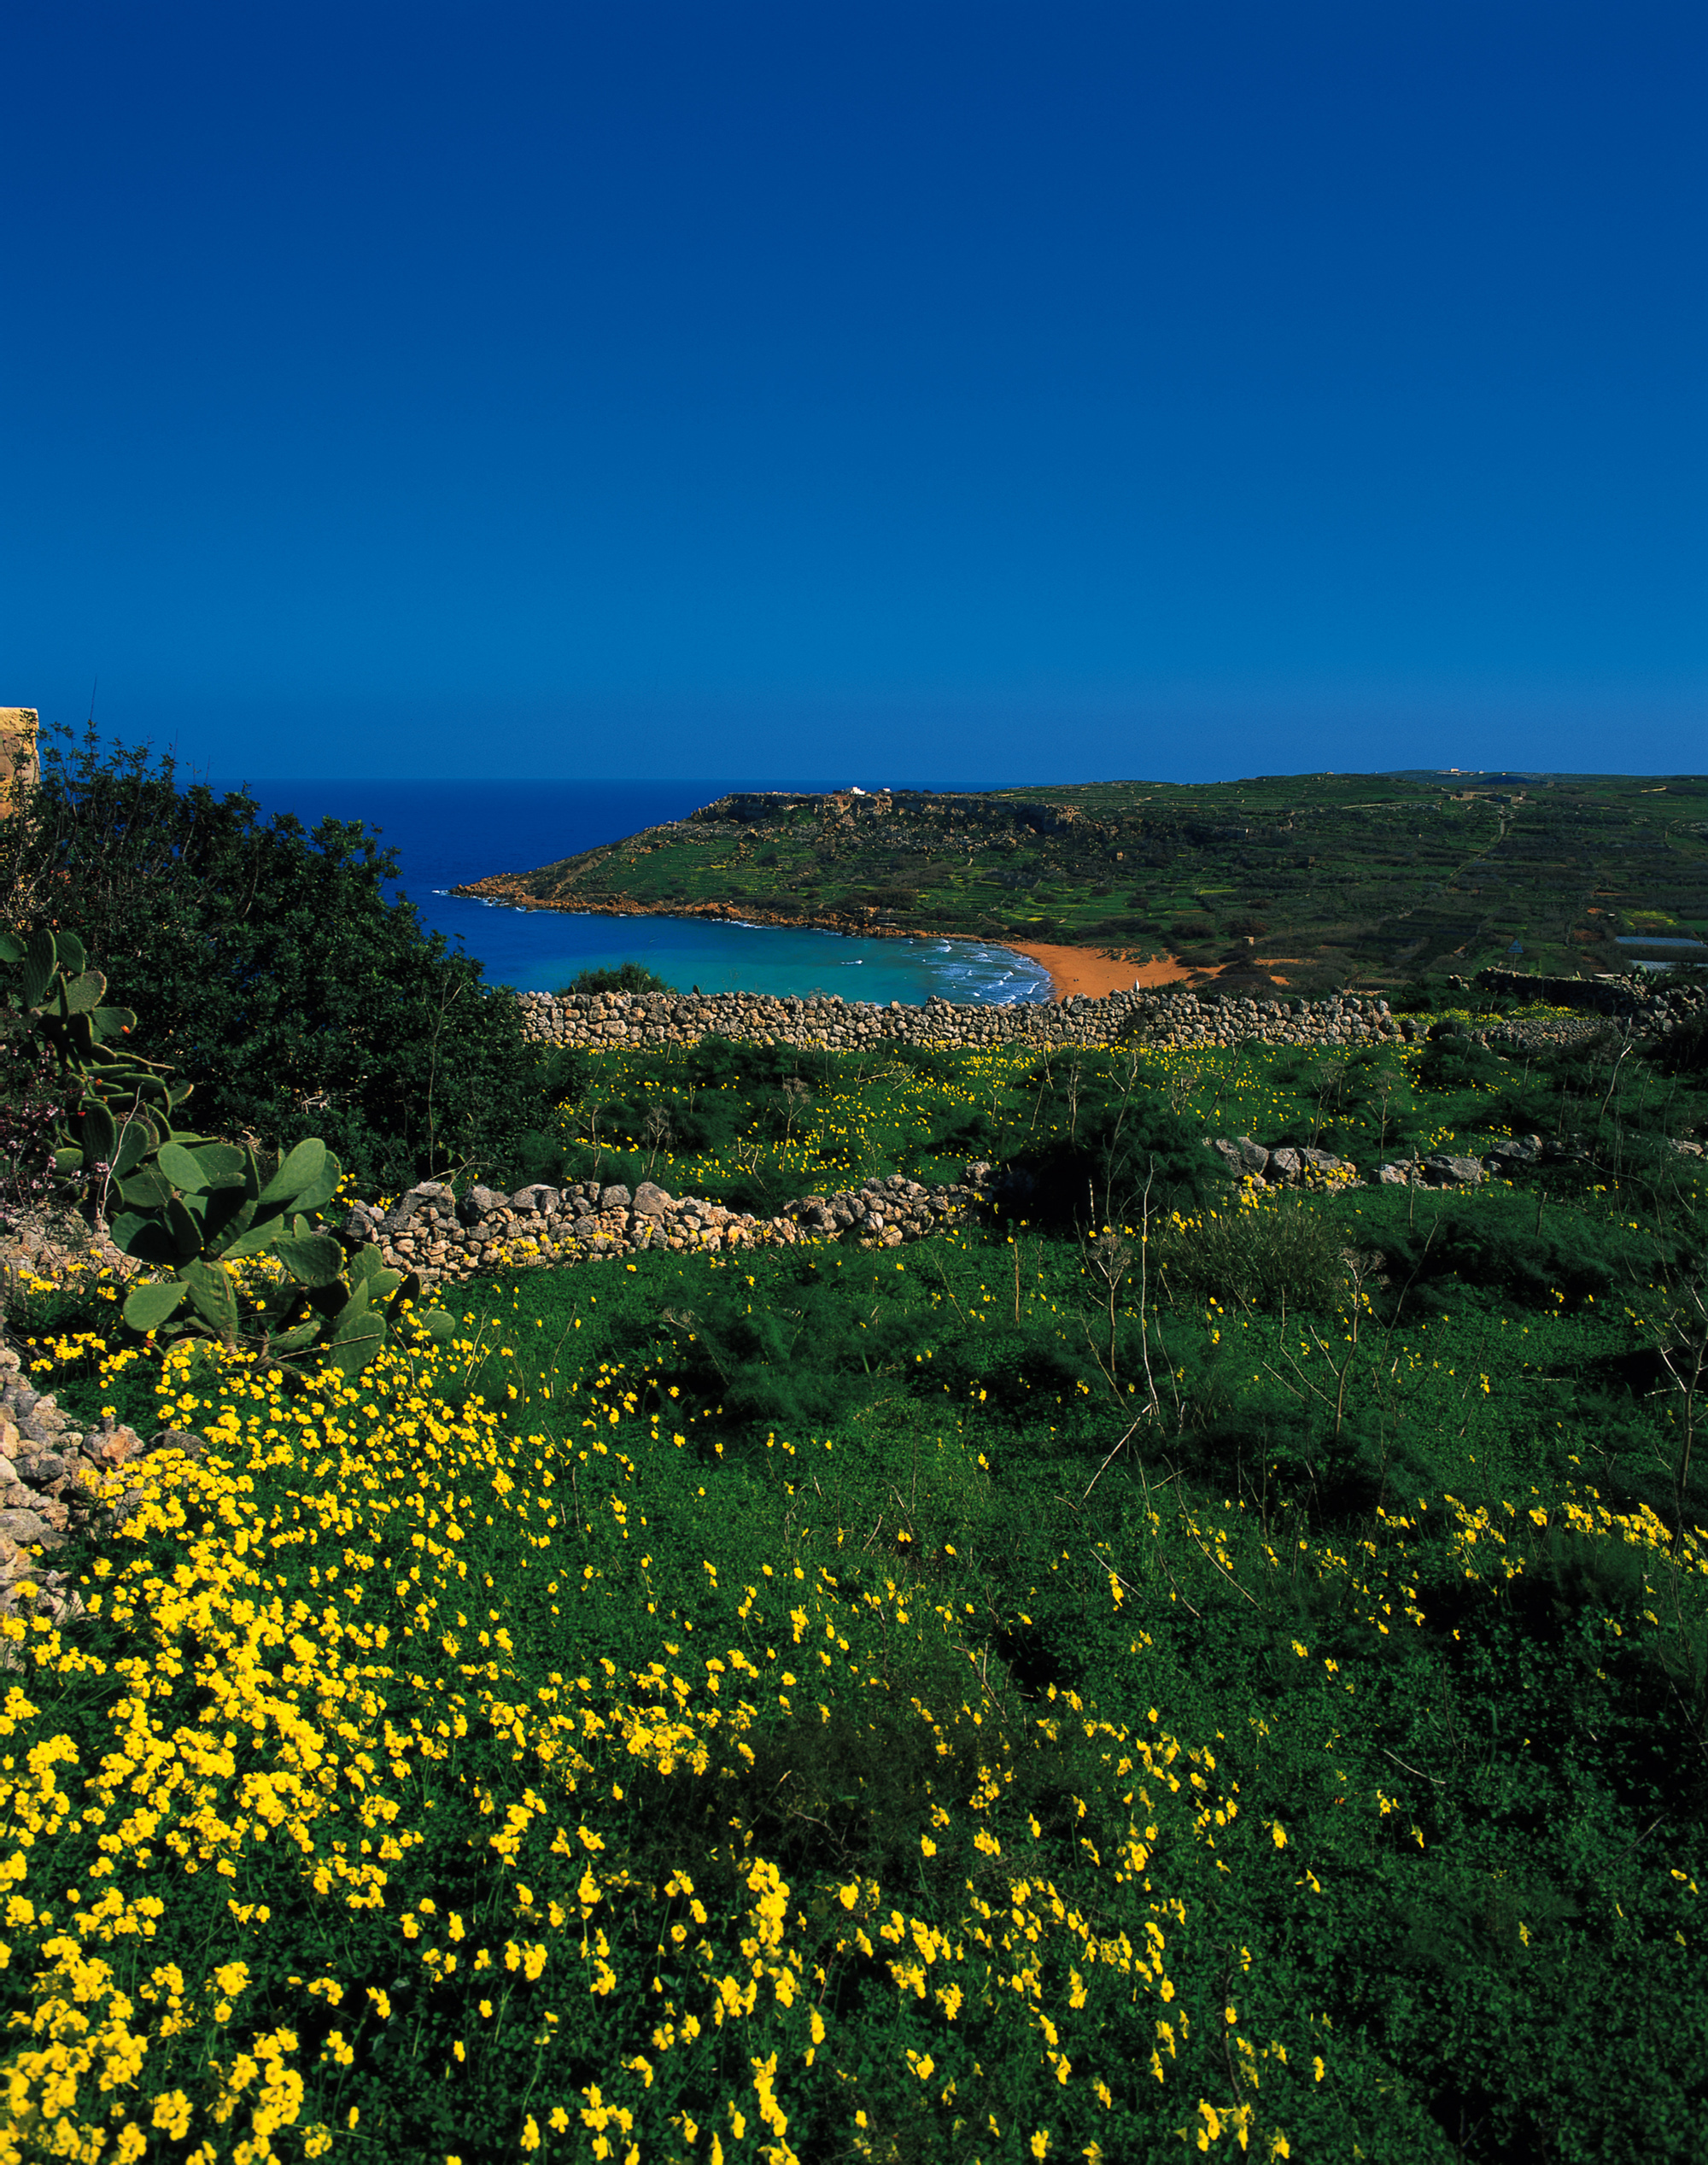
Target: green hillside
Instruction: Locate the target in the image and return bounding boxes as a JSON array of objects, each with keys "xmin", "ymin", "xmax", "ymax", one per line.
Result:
[{"xmin": 455, "ymin": 769, "xmax": 1708, "ymax": 993}]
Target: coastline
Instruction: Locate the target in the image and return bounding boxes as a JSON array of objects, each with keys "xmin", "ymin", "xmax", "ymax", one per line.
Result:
[
  {"xmin": 448, "ymin": 881, "xmax": 1310, "ymax": 1004},
  {"xmin": 451, "ymin": 881, "xmax": 1065, "ymax": 999},
  {"xmin": 453, "ymin": 880, "xmax": 1281, "ymax": 1004},
  {"xmin": 452, "ymin": 880, "xmax": 1059, "ymax": 968}
]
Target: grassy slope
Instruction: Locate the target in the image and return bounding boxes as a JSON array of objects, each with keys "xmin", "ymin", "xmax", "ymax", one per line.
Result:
[
  {"xmin": 9, "ymin": 1025, "xmax": 1708, "ymax": 2161},
  {"xmin": 512, "ymin": 1029, "xmax": 1570, "ymax": 1214},
  {"xmin": 454, "ymin": 770, "xmax": 1708, "ymax": 996}
]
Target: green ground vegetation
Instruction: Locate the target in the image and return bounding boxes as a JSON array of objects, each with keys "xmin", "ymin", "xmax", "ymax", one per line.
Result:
[
  {"xmin": 519, "ymin": 1019, "xmax": 1707, "ymax": 1227},
  {"xmin": 11, "ymin": 1021, "xmax": 1708, "ymax": 2161},
  {"xmin": 456, "ymin": 771, "xmax": 1708, "ymax": 997}
]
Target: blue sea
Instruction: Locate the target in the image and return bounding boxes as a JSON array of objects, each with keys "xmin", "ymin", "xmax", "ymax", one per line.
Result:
[{"xmin": 219, "ymin": 779, "xmax": 1054, "ymax": 1006}]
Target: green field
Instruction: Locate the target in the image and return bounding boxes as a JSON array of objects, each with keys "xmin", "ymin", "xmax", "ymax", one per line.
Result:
[
  {"xmin": 6, "ymin": 1016, "xmax": 1708, "ymax": 2162},
  {"xmin": 455, "ymin": 770, "xmax": 1708, "ymax": 997}
]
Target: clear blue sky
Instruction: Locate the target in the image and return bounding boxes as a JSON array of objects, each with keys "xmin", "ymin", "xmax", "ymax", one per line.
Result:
[{"xmin": 5, "ymin": 1, "xmax": 1704, "ymax": 783}]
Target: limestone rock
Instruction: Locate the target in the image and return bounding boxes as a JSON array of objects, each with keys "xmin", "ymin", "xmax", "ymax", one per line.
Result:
[
  {"xmin": 147, "ymin": 1429, "xmax": 209, "ymax": 1460},
  {"xmin": 92, "ymin": 1426, "xmax": 145, "ymax": 1466},
  {"xmin": 1423, "ymin": 1154, "xmax": 1486, "ymax": 1187}
]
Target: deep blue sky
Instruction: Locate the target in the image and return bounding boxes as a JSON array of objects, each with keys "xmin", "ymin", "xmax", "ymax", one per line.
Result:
[{"xmin": 5, "ymin": 2, "xmax": 1704, "ymax": 782}]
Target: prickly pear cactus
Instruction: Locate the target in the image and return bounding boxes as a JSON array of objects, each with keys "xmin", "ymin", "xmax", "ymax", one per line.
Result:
[
  {"xmin": 0, "ymin": 924, "xmax": 188, "ymax": 1179},
  {"xmin": 2, "ymin": 925, "xmax": 453, "ymax": 1373},
  {"xmin": 114, "ymin": 1132, "xmax": 450, "ymax": 1374}
]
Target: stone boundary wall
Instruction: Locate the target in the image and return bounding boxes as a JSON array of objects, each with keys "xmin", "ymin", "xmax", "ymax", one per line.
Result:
[
  {"xmin": 0, "ymin": 1337, "xmax": 203, "ymax": 1616},
  {"xmin": 342, "ymin": 1171, "xmax": 988, "ymax": 1291},
  {"xmin": 1473, "ymin": 968, "xmax": 1707, "ymax": 1018},
  {"xmin": 518, "ymin": 974, "xmax": 1704, "ymax": 1058},
  {"xmin": 519, "ymin": 986, "xmax": 1407, "ymax": 1054}
]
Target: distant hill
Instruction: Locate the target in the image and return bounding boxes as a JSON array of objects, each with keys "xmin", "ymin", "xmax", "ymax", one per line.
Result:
[{"xmin": 453, "ymin": 770, "xmax": 1708, "ymax": 995}]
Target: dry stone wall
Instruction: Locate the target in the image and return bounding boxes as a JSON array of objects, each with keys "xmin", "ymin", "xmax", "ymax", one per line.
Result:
[
  {"xmin": 520, "ymin": 985, "xmax": 1412, "ymax": 1053},
  {"xmin": 0, "ymin": 1338, "xmax": 205, "ymax": 1622},
  {"xmin": 342, "ymin": 1171, "xmax": 986, "ymax": 1291},
  {"xmin": 518, "ymin": 973, "xmax": 1704, "ymax": 1059}
]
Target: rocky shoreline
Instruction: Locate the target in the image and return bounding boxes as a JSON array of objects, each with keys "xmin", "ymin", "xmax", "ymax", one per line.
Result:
[{"xmin": 453, "ymin": 879, "xmax": 980, "ymax": 946}]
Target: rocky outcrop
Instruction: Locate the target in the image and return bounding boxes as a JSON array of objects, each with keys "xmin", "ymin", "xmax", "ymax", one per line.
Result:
[
  {"xmin": 0, "ymin": 1208, "xmax": 137, "ymax": 1302},
  {"xmin": 341, "ymin": 1171, "xmax": 989, "ymax": 1289}
]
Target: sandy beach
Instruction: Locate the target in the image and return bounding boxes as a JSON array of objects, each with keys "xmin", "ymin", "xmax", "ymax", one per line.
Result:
[{"xmin": 1005, "ymin": 943, "xmax": 1201, "ymax": 999}]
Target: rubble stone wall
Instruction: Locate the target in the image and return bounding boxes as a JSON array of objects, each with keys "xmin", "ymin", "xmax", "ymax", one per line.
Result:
[
  {"xmin": 518, "ymin": 974, "xmax": 1703, "ymax": 1061},
  {"xmin": 0, "ymin": 1337, "xmax": 204, "ymax": 1618},
  {"xmin": 342, "ymin": 1171, "xmax": 988, "ymax": 1290}
]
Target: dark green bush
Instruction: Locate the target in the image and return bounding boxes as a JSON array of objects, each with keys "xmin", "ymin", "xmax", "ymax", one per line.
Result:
[
  {"xmin": 681, "ymin": 1036, "xmax": 805, "ymax": 1091},
  {"xmin": 558, "ymin": 961, "xmax": 676, "ymax": 994},
  {"xmin": 1157, "ymin": 1196, "xmax": 1350, "ymax": 1312},
  {"xmin": 1378, "ymin": 1205, "xmax": 1624, "ymax": 1311},
  {"xmin": 921, "ymin": 1105, "xmax": 999, "ymax": 1163},
  {"xmin": 1003, "ymin": 1068, "xmax": 1220, "ymax": 1226},
  {"xmin": 1, "ymin": 729, "xmax": 543, "ymax": 1192},
  {"xmin": 1655, "ymin": 1009, "xmax": 1708, "ymax": 1076},
  {"xmin": 1416, "ymin": 1021, "xmax": 1507, "ymax": 1092}
]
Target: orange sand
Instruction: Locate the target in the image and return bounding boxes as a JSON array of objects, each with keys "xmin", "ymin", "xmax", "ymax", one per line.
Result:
[
  {"xmin": 1006, "ymin": 944, "xmax": 1313, "ymax": 999},
  {"xmin": 1007, "ymin": 944, "xmax": 1204, "ymax": 1000}
]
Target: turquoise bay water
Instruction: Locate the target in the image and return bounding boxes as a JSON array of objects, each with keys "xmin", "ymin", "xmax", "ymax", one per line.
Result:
[
  {"xmin": 452, "ymin": 900, "xmax": 1050, "ymax": 1004},
  {"xmin": 225, "ymin": 779, "xmax": 1054, "ymax": 1005}
]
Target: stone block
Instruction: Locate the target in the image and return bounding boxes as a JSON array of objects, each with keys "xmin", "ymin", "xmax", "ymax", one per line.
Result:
[{"xmin": 1424, "ymin": 1154, "xmax": 1486, "ymax": 1187}]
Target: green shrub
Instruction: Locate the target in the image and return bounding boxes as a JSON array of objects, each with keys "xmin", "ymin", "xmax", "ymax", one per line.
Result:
[
  {"xmin": 1156, "ymin": 1195, "xmax": 1350, "ymax": 1312},
  {"xmin": 1655, "ymin": 1009, "xmax": 1708, "ymax": 1075},
  {"xmin": 1415, "ymin": 1021, "xmax": 1507, "ymax": 1091},
  {"xmin": 558, "ymin": 961, "xmax": 676, "ymax": 995},
  {"xmin": 1377, "ymin": 1202, "xmax": 1624, "ymax": 1311},
  {"xmin": 1, "ymin": 729, "xmax": 544, "ymax": 1192},
  {"xmin": 1002, "ymin": 1080, "xmax": 1220, "ymax": 1226}
]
